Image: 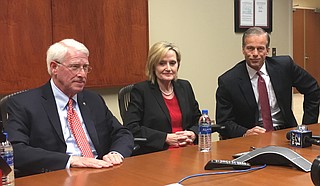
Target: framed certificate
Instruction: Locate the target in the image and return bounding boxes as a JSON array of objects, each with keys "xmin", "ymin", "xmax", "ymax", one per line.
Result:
[{"xmin": 234, "ymin": 0, "xmax": 272, "ymax": 32}]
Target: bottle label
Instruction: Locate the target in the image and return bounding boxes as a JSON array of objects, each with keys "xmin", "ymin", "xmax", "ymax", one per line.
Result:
[
  {"xmin": 199, "ymin": 125, "xmax": 212, "ymax": 134},
  {"xmin": 1, "ymin": 153, "xmax": 13, "ymax": 166}
]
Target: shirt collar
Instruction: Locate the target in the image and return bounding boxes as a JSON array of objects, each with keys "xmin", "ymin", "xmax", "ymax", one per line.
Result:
[
  {"xmin": 246, "ymin": 61, "xmax": 268, "ymax": 80},
  {"xmin": 50, "ymin": 79, "xmax": 78, "ymax": 110}
]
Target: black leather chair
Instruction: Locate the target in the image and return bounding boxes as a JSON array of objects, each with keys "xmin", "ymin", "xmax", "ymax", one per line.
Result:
[
  {"xmin": 0, "ymin": 90, "xmax": 28, "ymax": 177},
  {"xmin": 0, "ymin": 90, "xmax": 27, "ymax": 130},
  {"xmin": 118, "ymin": 84, "xmax": 146, "ymax": 155},
  {"xmin": 118, "ymin": 84, "xmax": 134, "ymax": 120}
]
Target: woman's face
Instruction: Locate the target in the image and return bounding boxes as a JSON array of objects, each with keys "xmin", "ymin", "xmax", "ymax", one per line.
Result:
[{"xmin": 155, "ymin": 49, "xmax": 178, "ymax": 83}]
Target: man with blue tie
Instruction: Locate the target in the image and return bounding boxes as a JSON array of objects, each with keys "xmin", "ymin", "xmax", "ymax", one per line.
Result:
[
  {"xmin": 5, "ymin": 39, "xmax": 134, "ymax": 176},
  {"xmin": 216, "ymin": 27, "xmax": 319, "ymax": 139}
]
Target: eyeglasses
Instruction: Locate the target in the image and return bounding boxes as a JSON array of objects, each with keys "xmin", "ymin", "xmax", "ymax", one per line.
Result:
[{"xmin": 55, "ymin": 61, "xmax": 92, "ymax": 74}]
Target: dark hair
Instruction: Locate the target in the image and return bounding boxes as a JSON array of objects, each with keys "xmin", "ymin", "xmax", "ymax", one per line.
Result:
[{"xmin": 242, "ymin": 27, "xmax": 270, "ymax": 48}]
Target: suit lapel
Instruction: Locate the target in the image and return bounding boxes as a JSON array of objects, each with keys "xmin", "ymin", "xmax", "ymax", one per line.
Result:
[
  {"xmin": 41, "ymin": 82, "xmax": 65, "ymax": 144},
  {"xmin": 237, "ymin": 63, "xmax": 259, "ymax": 119},
  {"xmin": 41, "ymin": 83, "xmax": 100, "ymax": 151},
  {"xmin": 172, "ymin": 81, "xmax": 188, "ymax": 128},
  {"xmin": 265, "ymin": 57, "xmax": 284, "ymax": 111},
  {"xmin": 77, "ymin": 93, "xmax": 100, "ymax": 151},
  {"xmin": 265, "ymin": 58, "xmax": 281, "ymax": 99},
  {"xmin": 150, "ymin": 82, "xmax": 171, "ymax": 123}
]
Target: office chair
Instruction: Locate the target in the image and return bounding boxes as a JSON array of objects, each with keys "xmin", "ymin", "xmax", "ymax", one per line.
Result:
[
  {"xmin": 118, "ymin": 84, "xmax": 146, "ymax": 155},
  {"xmin": 0, "ymin": 90, "xmax": 28, "ymax": 177},
  {"xmin": 0, "ymin": 90, "xmax": 27, "ymax": 130},
  {"xmin": 118, "ymin": 84, "xmax": 134, "ymax": 120}
]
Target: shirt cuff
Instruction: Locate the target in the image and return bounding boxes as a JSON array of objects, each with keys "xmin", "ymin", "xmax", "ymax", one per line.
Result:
[
  {"xmin": 110, "ymin": 151, "xmax": 124, "ymax": 159},
  {"xmin": 66, "ymin": 156, "xmax": 71, "ymax": 169}
]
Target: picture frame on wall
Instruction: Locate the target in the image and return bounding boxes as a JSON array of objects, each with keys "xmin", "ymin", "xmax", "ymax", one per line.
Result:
[{"xmin": 234, "ymin": 0, "xmax": 273, "ymax": 32}]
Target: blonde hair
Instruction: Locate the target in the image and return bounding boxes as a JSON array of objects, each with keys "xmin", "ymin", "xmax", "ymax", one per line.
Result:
[{"xmin": 146, "ymin": 41, "xmax": 181, "ymax": 84}]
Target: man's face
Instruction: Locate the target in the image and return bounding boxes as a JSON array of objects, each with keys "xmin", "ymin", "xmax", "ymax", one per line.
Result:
[
  {"xmin": 51, "ymin": 49, "xmax": 90, "ymax": 97},
  {"xmin": 242, "ymin": 34, "xmax": 270, "ymax": 71}
]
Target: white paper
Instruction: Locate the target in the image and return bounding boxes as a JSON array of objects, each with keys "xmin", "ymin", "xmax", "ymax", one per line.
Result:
[
  {"xmin": 255, "ymin": 0, "xmax": 268, "ymax": 27},
  {"xmin": 240, "ymin": 0, "xmax": 254, "ymax": 27}
]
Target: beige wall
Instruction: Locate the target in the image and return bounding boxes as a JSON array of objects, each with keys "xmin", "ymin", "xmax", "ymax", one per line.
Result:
[
  {"xmin": 95, "ymin": 0, "xmax": 293, "ymax": 141},
  {"xmin": 293, "ymin": 0, "xmax": 320, "ymax": 9}
]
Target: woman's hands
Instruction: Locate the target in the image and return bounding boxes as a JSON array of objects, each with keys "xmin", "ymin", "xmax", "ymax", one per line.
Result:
[{"xmin": 166, "ymin": 131, "xmax": 196, "ymax": 147}]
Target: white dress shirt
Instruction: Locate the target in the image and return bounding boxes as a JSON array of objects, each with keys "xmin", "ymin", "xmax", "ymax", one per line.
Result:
[
  {"xmin": 50, "ymin": 80, "xmax": 98, "ymax": 167},
  {"xmin": 246, "ymin": 63, "xmax": 285, "ymax": 128}
]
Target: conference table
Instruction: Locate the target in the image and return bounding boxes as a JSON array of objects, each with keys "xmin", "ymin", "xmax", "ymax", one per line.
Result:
[{"xmin": 15, "ymin": 124, "xmax": 320, "ymax": 186}]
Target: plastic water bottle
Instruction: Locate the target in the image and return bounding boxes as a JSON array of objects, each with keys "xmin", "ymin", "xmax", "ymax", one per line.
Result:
[
  {"xmin": 198, "ymin": 109, "xmax": 212, "ymax": 152},
  {"xmin": 1, "ymin": 133, "xmax": 15, "ymax": 186}
]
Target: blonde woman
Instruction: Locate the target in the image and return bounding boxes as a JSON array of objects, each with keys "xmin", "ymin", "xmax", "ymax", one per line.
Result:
[{"xmin": 124, "ymin": 41, "xmax": 201, "ymax": 155}]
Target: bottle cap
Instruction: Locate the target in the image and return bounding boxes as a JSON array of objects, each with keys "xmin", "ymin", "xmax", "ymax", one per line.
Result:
[
  {"xmin": 201, "ymin": 109, "xmax": 208, "ymax": 115},
  {"xmin": 0, "ymin": 133, "xmax": 6, "ymax": 142},
  {"xmin": 3, "ymin": 132, "xmax": 8, "ymax": 140}
]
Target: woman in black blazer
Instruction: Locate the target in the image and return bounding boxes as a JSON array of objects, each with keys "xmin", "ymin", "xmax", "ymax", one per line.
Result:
[{"xmin": 124, "ymin": 41, "xmax": 201, "ymax": 155}]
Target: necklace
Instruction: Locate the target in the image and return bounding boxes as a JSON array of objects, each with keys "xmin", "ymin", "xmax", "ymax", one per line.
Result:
[{"xmin": 160, "ymin": 86, "xmax": 174, "ymax": 96}]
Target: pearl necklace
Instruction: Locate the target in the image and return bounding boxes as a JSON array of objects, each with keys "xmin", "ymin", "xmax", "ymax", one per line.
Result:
[{"xmin": 160, "ymin": 86, "xmax": 174, "ymax": 96}]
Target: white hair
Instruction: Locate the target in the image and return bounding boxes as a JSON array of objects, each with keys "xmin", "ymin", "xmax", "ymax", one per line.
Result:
[{"xmin": 46, "ymin": 39, "xmax": 89, "ymax": 75}]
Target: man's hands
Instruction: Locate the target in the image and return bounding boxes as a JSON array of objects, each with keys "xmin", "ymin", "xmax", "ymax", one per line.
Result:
[
  {"xmin": 243, "ymin": 126, "xmax": 266, "ymax": 137},
  {"xmin": 166, "ymin": 131, "xmax": 196, "ymax": 147},
  {"xmin": 70, "ymin": 152, "xmax": 123, "ymax": 168},
  {"xmin": 102, "ymin": 152, "xmax": 123, "ymax": 165}
]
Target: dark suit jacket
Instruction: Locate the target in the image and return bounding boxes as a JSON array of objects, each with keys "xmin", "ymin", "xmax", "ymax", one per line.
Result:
[
  {"xmin": 124, "ymin": 79, "xmax": 201, "ymax": 155},
  {"xmin": 4, "ymin": 81, "xmax": 134, "ymax": 176},
  {"xmin": 216, "ymin": 56, "xmax": 320, "ymax": 139}
]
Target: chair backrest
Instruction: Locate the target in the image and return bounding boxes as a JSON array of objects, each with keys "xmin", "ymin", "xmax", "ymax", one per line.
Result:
[
  {"xmin": 117, "ymin": 84, "xmax": 147, "ymax": 155},
  {"xmin": 0, "ymin": 90, "xmax": 27, "ymax": 128},
  {"xmin": 118, "ymin": 84, "xmax": 134, "ymax": 121}
]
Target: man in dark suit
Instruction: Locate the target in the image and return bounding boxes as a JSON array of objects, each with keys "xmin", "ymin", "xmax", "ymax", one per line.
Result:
[
  {"xmin": 5, "ymin": 39, "xmax": 134, "ymax": 176},
  {"xmin": 216, "ymin": 27, "xmax": 319, "ymax": 139}
]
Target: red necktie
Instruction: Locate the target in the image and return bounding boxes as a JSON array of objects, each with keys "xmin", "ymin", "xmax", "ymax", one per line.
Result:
[
  {"xmin": 257, "ymin": 72, "xmax": 274, "ymax": 132},
  {"xmin": 67, "ymin": 99, "xmax": 94, "ymax": 157}
]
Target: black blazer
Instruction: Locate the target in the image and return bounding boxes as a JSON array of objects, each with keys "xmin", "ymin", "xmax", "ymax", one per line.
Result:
[
  {"xmin": 216, "ymin": 56, "xmax": 320, "ymax": 139},
  {"xmin": 124, "ymin": 79, "xmax": 201, "ymax": 155},
  {"xmin": 4, "ymin": 81, "xmax": 134, "ymax": 176}
]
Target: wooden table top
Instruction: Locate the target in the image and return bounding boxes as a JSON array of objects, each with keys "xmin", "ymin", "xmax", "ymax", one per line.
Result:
[{"xmin": 15, "ymin": 124, "xmax": 320, "ymax": 186}]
